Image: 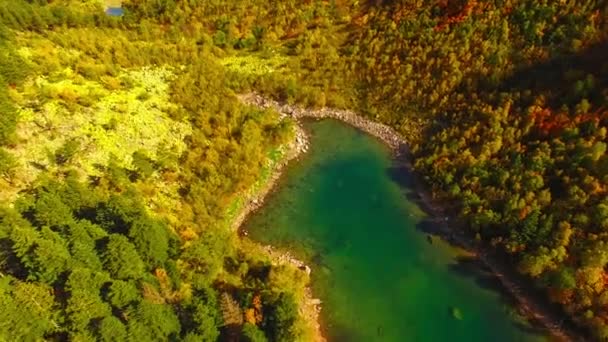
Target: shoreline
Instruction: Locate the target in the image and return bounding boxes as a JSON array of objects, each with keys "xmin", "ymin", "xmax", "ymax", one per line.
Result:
[
  {"xmin": 257, "ymin": 243, "xmax": 324, "ymax": 342},
  {"xmin": 229, "ymin": 124, "xmax": 309, "ymax": 233},
  {"xmin": 230, "ymin": 101, "xmax": 325, "ymax": 341},
  {"xmin": 236, "ymin": 92, "xmax": 580, "ymax": 342}
]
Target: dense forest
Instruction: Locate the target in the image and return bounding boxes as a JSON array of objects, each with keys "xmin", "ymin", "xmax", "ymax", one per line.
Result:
[
  {"xmin": 0, "ymin": 1, "xmax": 305, "ymax": 341},
  {"xmin": 1, "ymin": 0, "xmax": 608, "ymax": 340}
]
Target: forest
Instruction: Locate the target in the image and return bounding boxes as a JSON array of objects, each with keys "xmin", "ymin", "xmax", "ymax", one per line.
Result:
[
  {"xmin": 0, "ymin": 0, "xmax": 607, "ymax": 340},
  {"xmin": 0, "ymin": 0, "xmax": 304, "ymax": 341}
]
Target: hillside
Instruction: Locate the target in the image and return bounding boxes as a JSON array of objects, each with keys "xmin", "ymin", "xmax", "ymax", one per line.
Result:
[
  {"xmin": 0, "ymin": 1, "xmax": 307, "ymax": 341},
  {"xmin": 1, "ymin": 0, "xmax": 608, "ymax": 341}
]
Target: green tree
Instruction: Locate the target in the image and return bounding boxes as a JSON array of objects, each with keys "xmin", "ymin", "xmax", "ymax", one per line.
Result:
[
  {"xmin": 131, "ymin": 150, "xmax": 156, "ymax": 180},
  {"xmin": 547, "ymin": 267, "xmax": 576, "ymax": 290},
  {"xmin": 65, "ymin": 268, "xmax": 112, "ymax": 332},
  {"xmin": 30, "ymin": 231, "xmax": 71, "ymax": 284},
  {"xmin": 187, "ymin": 295, "xmax": 221, "ymax": 341},
  {"xmin": 0, "ymin": 277, "xmax": 57, "ymax": 340},
  {"xmin": 242, "ymin": 323, "xmax": 268, "ymax": 342},
  {"xmin": 33, "ymin": 192, "xmax": 75, "ymax": 228},
  {"xmin": 102, "ymin": 235, "xmax": 145, "ymax": 280},
  {"xmin": 127, "ymin": 302, "xmax": 180, "ymax": 342},
  {"xmin": 128, "ymin": 217, "xmax": 169, "ymax": 268},
  {"xmin": 55, "ymin": 139, "xmax": 81, "ymax": 165},
  {"xmin": 181, "ymin": 230, "xmax": 231, "ymax": 288},
  {"xmin": 67, "ymin": 223, "xmax": 103, "ymax": 270},
  {"xmin": 97, "ymin": 316, "xmax": 128, "ymax": 342},
  {"xmin": 107, "ymin": 280, "xmax": 140, "ymax": 309},
  {"xmin": 266, "ymin": 293, "xmax": 299, "ymax": 342},
  {"xmin": 0, "ymin": 148, "xmax": 16, "ymax": 178}
]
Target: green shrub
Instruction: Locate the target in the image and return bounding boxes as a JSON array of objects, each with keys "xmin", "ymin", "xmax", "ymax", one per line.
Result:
[
  {"xmin": 242, "ymin": 323, "xmax": 268, "ymax": 342},
  {"xmin": 0, "ymin": 148, "xmax": 16, "ymax": 178},
  {"xmin": 55, "ymin": 139, "xmax": 81, "ymax": 165}
]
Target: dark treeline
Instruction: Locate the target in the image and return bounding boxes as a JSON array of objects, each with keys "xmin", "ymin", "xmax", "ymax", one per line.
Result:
[{"xmin": 1, "ymin": 174, "xmax": 299, "ymax": 341}]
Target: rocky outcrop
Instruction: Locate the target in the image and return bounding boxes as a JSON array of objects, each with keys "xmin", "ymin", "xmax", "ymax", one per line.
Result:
[{"xmin": 261, "ymin": 244, "xmax": 324, "ymax": 342}]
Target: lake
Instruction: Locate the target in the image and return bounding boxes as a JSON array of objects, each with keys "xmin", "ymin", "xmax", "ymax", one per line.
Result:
[{"xmin": 244, "ymin": 119, "xmax": 548, "ymax": 341}]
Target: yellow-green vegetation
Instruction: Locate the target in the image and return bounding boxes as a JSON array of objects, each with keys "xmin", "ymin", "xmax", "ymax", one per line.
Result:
[
  {"xmin": 221, "ymin": 54, "xmax": 289, "ymax": 77},
  {"xmin": 4, "ymin": 66, "xmax": 190, "ymax": 203},
  {"xmin": 223, "ymin": 144, "xmax": 293, "ymax": 230},
  {"xmin": 104, "ymin": 0, "xmax": 122, "ymax": 7}
]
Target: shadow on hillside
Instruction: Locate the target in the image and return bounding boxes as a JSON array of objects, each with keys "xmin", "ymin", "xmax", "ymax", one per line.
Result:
[
  {"xmin": 492, "ymin": 40, "xmax": 608, "ymax": 107},
  {"xmin": 360, "ymin": 0, "xmax": 398, "ymax": 9},
  {"xmin": 380, "ymin": 37, "xmax": 606, "ymax": 342}
]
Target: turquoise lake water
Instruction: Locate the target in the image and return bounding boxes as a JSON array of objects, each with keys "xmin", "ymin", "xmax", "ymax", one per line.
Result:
[{"xmin": 244, "ymin": 119, "xmax": 549, "ymax": 342}]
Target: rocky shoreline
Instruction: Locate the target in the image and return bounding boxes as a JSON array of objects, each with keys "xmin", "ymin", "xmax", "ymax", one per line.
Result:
[
  {"xmin": 232, "ymin": 123, "xmax": 326, "ymax": 340},
  {"xmin": 236, "ymin": 92, "xmax": 579, "ymax": 342},
  {"xmin": 231, "ymin": 96, "xmax": 324, "ymax": 340},
  {"xmin": 239, "ymin": 93, "xmax": 408, "ymax": 152},
  {"xmin": 259, "ymin": 244, "xmax": 323, "ymax": 340},
  {"xmin": 230, "ymin": 123, "xmax": 309, "ymax": 233}
]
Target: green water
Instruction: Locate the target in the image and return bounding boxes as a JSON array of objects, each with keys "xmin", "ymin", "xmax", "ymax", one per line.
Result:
[{"xmin": 244, "ymin": 119, "xmax": 548, "ymax": 342}]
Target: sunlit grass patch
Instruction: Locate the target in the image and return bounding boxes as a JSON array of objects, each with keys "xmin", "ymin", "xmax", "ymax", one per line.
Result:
[
  {"xmin": 15, "ymin": 32, "xmax": 85, "ymax": 76},
  {"xmin": 2, "ymin": 66, "xmax": 191, "ymax": 203},
  {"xmin": 220, "ymin": 54, "xmax": 289, "ymax": 76},
  {"xmin": 104, "ymin": 0, "xmax": 122, "ymax": 7}
]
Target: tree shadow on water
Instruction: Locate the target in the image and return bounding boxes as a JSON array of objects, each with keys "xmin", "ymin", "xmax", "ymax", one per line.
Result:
[
  {"xmin": 415, "ymin": 217, "xmax": 446, "ymax": 235},
  {"xmin": 384, "ymin": 151, "xmax": 554, "ymax": 337},
  {"xmin": 386, "ymin": 161, "xmax": 434, "ymax": 215},
  {"xmin": 448, "ymin": 255, "xmax": 551, "ymax": 337},
  {"xmin": 324, "ymin": 321, "xmax": 378, "ymax": 342},
  {"xmin": 449, "ymin": 255, "xmax": 509, "ymax": 299},
  {"xmin": 386, "ymin": 163, "xmax": 415, "ymax": 189},
  {"xmin": 385, "ymin": 144, "xmax": 448, "ymax": 220}
]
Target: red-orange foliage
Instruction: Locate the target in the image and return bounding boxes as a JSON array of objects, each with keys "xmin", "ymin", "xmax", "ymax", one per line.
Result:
[
  {"xmin": 434, "ymin": 0, "xmax": 478, "ymax": 31},
  {"xmin": 548, "ymin": 287, "xmax": 574, "ymax": 305},
  {"xmin": 244, "ymin": 308, "xmax": 256, "ymax": 324},
  {"xmin": 530, "ymin": 107, "xmax": 608, "ymax": 137},
  {"xmin": 519, "ymin": 206, "xmax": 529, "ymax": 220},
  {"xmin": 530, "ymin": 108, "xmax": 573, "ymax": 136},
  {"xmin": 252, "ymin": 294, "xmax": 263, "ymax": 323}
]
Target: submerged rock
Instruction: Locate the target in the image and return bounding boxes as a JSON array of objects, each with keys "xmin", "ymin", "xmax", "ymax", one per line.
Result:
[{"xmin": 450, "ymin": 307, "xmax": 463, "ymax": 320}]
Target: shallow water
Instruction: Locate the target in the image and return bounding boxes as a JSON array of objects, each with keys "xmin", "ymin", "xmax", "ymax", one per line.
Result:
[{"xmin": 244, "ymin": 119, "xmax": 548, "ymax": 342}]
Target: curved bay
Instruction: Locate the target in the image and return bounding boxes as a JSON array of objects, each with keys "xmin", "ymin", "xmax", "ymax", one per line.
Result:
[{"xmin": 244, "ymin": 119, "xmax": 548, "ymax": 342}]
